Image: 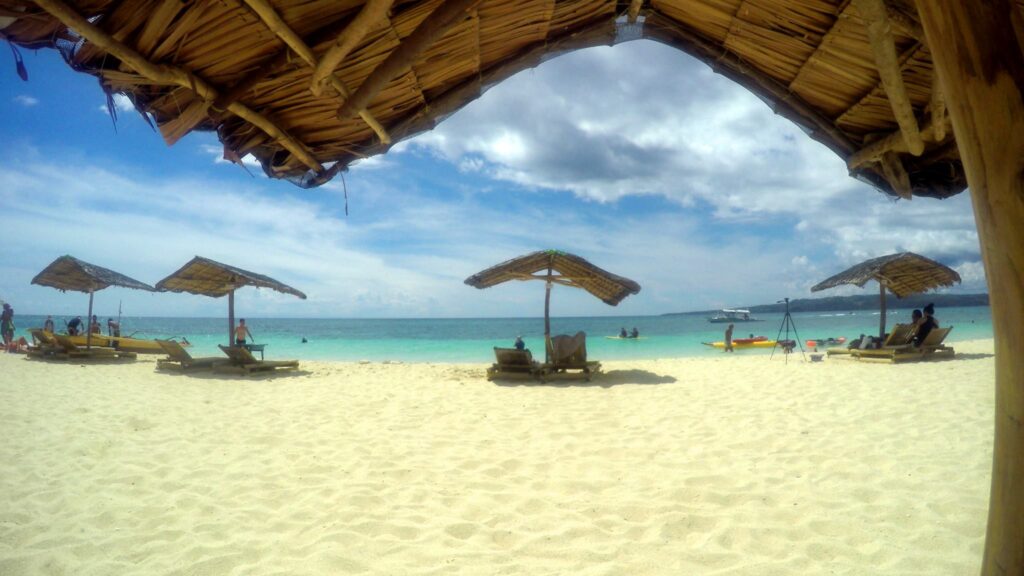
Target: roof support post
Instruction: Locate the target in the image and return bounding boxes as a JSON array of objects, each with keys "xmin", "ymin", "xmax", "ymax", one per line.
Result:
[
  {"xmin": 228, "ymin": 289, "xmax": 235, "ymax": 348},
  {"xmin": 853, "ymin": 0, "xmax": 925, "ymax": 156},
  {"xmin": 311, "ymin": 0, "xmax": 394, "ymax": 95},
  {"xmin": 914, "ymin": 1, "xmax": 1024, "ymax": 574},
  {"xmin": 86, "ymin": 289, "xmax": 94, "ymax": 349},
  {"xmin": 241, "ymin": 0, "xmax": 391, "ymax": 144},
  {"xmin": 32, "ymin": 0, "xmax": 324, "ymax": 174},
  {"xmin": 878, "ymin": 281, "xmax": 887, "ymax": 340},
  {"xmin": 337, "ymin": 0, "xmax": 482, "ymax": 120},
  {"xmin": 544, "ymin": 267, "xmax": 553, "ymax": 364}
]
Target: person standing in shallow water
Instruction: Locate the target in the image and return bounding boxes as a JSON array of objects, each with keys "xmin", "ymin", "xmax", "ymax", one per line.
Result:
[
  {"xmin": 724, "ymin": 323, "xmax": 735, "ymax": 353},
  {"xmin": 514, "ymin": 336, "xmax": 525, "ymax": 351}
]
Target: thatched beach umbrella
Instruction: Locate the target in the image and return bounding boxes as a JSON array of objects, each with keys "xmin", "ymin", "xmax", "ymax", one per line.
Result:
[
  {"xmin": 155, "ymin": 256, "xmax": 306, "ymax": 346},
  {"xmin": 465, "ymin": 250, "xmax": 640, "ymax": 361},
  {"xmin": 810, "ymin": 252, "xmax": 961, "ymax": 340},
  {"xmin": 31, "ymin": 255, "xmax": 156, "ymax": 348}
]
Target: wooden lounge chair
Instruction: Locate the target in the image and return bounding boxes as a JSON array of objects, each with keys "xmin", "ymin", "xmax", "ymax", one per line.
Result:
[
  {"xmin": 40, "ymin": 334, "xmax": 137, "ymax": 360},
  {"xmin": 155, "ymin": 339, "xmax": 225, "ymax": 371},
  {"xmin": 854, "ymin": 326, "xmax": 955, "ymax": 363},
  {"xmin": 215, "ymin": 345, "xmax": 299, "ymax": 374},
  {"xmin": 540, "ymin": 331, "xmax": 601, "ymax": 381},
  {"xmin": 826, "ymin": 323, "xmax": 916, "ymax": 358},
  {"xmin": 486, "ymin": 347, "xmax": 542, "ymax": 380}
]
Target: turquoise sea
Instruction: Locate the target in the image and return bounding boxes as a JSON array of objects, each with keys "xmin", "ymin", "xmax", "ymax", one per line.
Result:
[{"xmin": 11, "ymin": 306, "xmax": 993, "ymax": 363}]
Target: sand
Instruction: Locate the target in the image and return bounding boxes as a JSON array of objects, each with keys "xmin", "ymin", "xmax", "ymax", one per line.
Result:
[{"xmin": 0, "ymin": 340, "xmax": 995, "ymax": 575}]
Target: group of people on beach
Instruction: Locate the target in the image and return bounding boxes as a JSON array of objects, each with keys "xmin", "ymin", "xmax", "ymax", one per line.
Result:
[
  {"xmin": 55, "ymin": 315, "xmax": 121, "ymax": 337},
  {"xmin": 850, "ymin": 303, "xmax": 941, "ymax": 350}
]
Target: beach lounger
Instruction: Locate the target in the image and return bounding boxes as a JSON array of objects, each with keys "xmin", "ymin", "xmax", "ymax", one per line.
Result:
[
  {"xmin": 486, "ymin": 347, "xmax": 542, "ymax": 380},
  {"xmin": 826, "ymin": 323, "xmax": 917, "ymax": 358},
  {"xmin": 34, "ymin": 334, "xmax": 137, "ymax": 360},
  {"xmin": 155, "ymin": 339, "xmax": 225, "ymax": 371},
  {"xmin": 853, "ymin": 326, "xmax": 955, "ymax": 363},
  {"xmin": 541, "ymin": 331, "xmax": 601, "ymax": 381},
  {"xmin": 27, "ymin": 329, "xmax": 63, "ymax": 357},
  {"xmin": 215, "ymin": 345, "xmax": 299, "ymax": 374}
]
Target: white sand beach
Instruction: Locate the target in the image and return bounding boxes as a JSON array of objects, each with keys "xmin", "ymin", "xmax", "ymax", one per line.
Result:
[{"xmin": 0, "ymin": 341, "xmax": 994, "ymax": 575}]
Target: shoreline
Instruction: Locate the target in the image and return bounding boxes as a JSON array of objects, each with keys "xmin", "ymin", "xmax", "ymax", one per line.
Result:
[{"xmin": 0, "ymin": 339, "xmax": 995, "ymax": 574}]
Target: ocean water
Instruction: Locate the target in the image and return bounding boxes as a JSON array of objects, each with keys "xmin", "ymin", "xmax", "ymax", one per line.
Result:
[{"xmin": 11, "ymin": 306, "xmax": 993, "ymax": 363}]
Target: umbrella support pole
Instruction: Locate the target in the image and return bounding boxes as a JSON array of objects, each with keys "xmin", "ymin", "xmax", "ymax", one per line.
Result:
[
  {"xmin": 915, "ymin": 2, "xmax": 1024, "ymax": 573},
  {"xmin": 86, "ymin": 290, "xmax": 93, "ymax": 349},
  {"xmin": 878, "ymin": 282, "xmax": 887, "ymax": 341},
  {"xmin": 544, "ymin": 276, "xmax": 552, "ymax": 363},
  {"xmin": 228, "ymin": 289, "xmax": 235, "ymax": 347}
]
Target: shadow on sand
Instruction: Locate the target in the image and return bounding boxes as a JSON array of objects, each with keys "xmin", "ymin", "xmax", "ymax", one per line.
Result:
[
  {"xmin": 493, "ymin": 368, "xmax": 676, "ymax": 388},
  {"xmin": 156, "ymin": 368, "xmax": 314, "ymax": 380},
  {"xmin": 953, "ymin": 352, "xmax": 995, "ymax": 361}
]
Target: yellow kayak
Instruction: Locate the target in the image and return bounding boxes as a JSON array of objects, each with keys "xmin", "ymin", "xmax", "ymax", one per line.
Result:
[
  {"xmin": 66, "ymin": 334, "xmax": 189, "ymax": 355},
  {"xmin": 702, "ymin": 340, "xmax": 777, "ymax": 349}
]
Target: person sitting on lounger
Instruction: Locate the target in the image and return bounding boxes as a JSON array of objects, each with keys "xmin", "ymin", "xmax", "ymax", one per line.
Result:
[
  {"xmin": 914, "ymin": 304, "xmax": 939, "ymax": 346},
  {"xmin": 514, "ymin": 335, "xmax": 525, "ymax": 351},
  {"xmin": 234, "ymin": 319, "xmax": 254, "ymax": 346}
]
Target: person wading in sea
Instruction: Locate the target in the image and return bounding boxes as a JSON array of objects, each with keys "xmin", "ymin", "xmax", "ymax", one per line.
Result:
[{"xmin": 724, "ymin": 323, "xmax": 735, "ymax": 353}]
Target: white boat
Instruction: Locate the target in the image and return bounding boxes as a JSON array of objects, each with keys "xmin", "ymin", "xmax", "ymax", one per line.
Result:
[{"xmin": 707, "ymin": 309, "xmax": 762, "ymax": 323}]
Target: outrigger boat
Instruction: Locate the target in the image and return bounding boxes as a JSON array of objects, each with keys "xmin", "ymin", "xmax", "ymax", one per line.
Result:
[
  {"xmin": 65, "ymin": 333, "xmax": 190, "ymax": 355},
  {"xmin": 707, "ymin": 309, "xmax": 762, "ymax": 323},
  {"xmin": 702, "ymin": 336, "xmax": 776, "ymax": 349}
]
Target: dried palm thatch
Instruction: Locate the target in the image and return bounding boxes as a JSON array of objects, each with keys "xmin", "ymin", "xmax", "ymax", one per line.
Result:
[
  {"xmin": 31, "ymin": 255, "xmax": 155, "ymax": 293},
  {"xmin": 3, "ymin": 0, "xmax": 1003, "ymax": 197},
  {"xmin": 465, "ymin": 249, "xmax": 641, "ymax": 306},
  {"xmin": 810, "ymin": 251, "xmax": 960, "ymax": 338},
  {"xmin": 810, "ymin": 251, "xmax": 960, "ymax": 297},
  {"xmin": 466, "ymin": 249, "xmax": 639, "ymax": 360},
  {"xmin": 31, "ymin": 255, "xmax": 155, "ymax": 348},
  {"xmin": 155, "ymin": 256, "xmax": 307, "ymax": 299},
  {"xmin": 155, "ymin": 256, "xmax": 305, "ymax": 346}
]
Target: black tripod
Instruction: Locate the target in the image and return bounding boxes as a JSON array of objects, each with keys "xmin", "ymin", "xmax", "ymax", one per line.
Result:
[{"xmin": 771, "ymin": 297, "xmax": 805, "ymax": 362}]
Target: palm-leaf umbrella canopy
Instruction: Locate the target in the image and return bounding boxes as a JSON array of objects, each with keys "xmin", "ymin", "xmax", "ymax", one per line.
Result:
[
  {"xmin": 465, "ymin": 250, "xmax": 640, "ymax": 359},
  {"xmin": 31, "ymin": 255, "xmax": 156, "ymax": 347},
  {"xmin": 810, "ymin": 252, "xmax": 960, "ymax": 339},
  {"xmin": 155, "ymin": 256, "xmax": 305, "ymax": 345}
]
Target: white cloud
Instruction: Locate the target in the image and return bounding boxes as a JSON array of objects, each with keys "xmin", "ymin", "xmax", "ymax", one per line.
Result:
[
  {"xmin": 14, "ymin": 95, "xmax": 38, "ymax": 107},
  {"xmin": 98, "ymin": 93, "xmax": 138, "ymax": 116}
]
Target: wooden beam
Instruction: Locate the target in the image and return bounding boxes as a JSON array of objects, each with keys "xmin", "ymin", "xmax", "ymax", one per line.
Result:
[
  {"xmin": 930, "ymin": 71, "xmax": 946, "ymax": 141},
  {"xmin": 853, "ymin": 0, "xmax": 925, "ymax": 156},
  {"xmin": 33, "ymin": 0, "xmax": 324, "ymax": 174},
  {"xmin": 627, "ymin": 0, "xmax": 643, "ymax": 23},
  {"xmin": 337, "ymin": 0, "xmax": 482, "ymax": 120},
  {"xmin": 835, "ymin": 42, "xmax": 926, "ymax": 126},
  {"xmin": 847, "ymin": 114, "xmax": 950, "ymax": 168},
  {"xmin": 913, "ymin": 2, "xmax": 1024, "ymax": 575},
  {"xmin": 788, "ymin": 0, "xmax": 855, "ymax": 90},
  {"xmin": 885, "ymin": 5, "xmax": 923, "ymax": 40},
  {"xmin": 311, "ymin": 0, "xmax": 394, "ymax": 96},
  {"xmin": 877, "ymin": 151, "xmax": 911, "ymax": 199},
  {"xmin": 241, "ymin": 0, "xmax": 391, "ymax": 144}
]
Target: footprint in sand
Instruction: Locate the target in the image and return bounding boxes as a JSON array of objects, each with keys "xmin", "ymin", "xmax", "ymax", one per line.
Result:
[{"xmin": 445, "ymin": 522, "xmax": 479, "ymax": 540}]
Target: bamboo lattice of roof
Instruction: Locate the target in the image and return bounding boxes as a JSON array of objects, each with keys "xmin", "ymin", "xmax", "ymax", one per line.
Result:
[
  {"xmin": 155, "ymin": 256, "xmax": 307, "ymax": 299},
  {"xmin": 465, "ymin": 249, "xmax": 641, "ymax": 306},
  {"xmin": 31, "ymin": 255, "xmax": 156, "ymax": 293},
  {"xmin": 1, "ymin": 0, "xmax": 1007, "ymax": 197},
  {"xmin": 810, "ymin": 251, "xmax": 961, "ymax": 298}
]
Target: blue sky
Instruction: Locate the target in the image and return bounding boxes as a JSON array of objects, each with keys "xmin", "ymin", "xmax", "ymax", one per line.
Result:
[{"xmin": 1, "ymin": 40, "xmax": 984, "ymax": 319}]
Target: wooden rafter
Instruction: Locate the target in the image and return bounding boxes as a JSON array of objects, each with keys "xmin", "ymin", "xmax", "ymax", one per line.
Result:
[
  {"xmin": 241, "ymin": 0, "xmax": 391, "ymax": 144},
  {"xmin": 311, "ymin": 0, "xmax": 394, "ymax": 96},
  {"xmin": 337, "ymin": 0, "xmax": 483, "ymax": 120},
  {"xmin": 627, "ymin": 0, "xmax": 643, "ymax": 23},
  {"xmin": 835, "ymin": 41, "xmax": 926, "ymax": 126},
  {"xmin": 847, "ymin": 113, "xmax": 950, "ymax": 168},
  {"xmin": 930, "ymin": 71, "xmax": 946, "ymax": 140},
  {"xmin": 853, "ymin": 0, "xmax": 924, "ymax": 155},
  {"xmin": 788, "ymin": 0, "xmax": 855, "ymax": 89},
  {"xmin": 878, "ymin": 151, "xmax": 911, "ymax": 199},
  {"xmin": 32, "ymin": 0, "xmax": 324, "ymax": 174}
]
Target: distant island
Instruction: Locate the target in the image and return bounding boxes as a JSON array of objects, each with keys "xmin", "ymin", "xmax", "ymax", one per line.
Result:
[{"xmin": 663, "ymin": 293, "xmax": 989, "ymax": 316}]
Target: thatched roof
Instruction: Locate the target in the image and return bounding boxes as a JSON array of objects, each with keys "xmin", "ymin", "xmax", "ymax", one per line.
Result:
[
  {"xmin": 31, "ymin": 255, "xmax": 155, "ymax": 293},
  {"xmin": 155, "ymin": 256, "xmax": 307, "ymax": 299},
  {"xmin": 465, "ymin": 249, "xmax": 640, "ymax": 305},
  {"xmin": 0, "ymin": 0, "xmax": 984, "ymax": 198},
  {"xmin": 810, "ymin": 251, "xmax": 960, "ymax": 298}
]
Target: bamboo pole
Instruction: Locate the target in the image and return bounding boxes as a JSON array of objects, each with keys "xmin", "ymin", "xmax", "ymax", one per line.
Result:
[
  {"xmin": 878, "ymin": 151, "xmax": 912, "ymax": 199},
  {"xmin": 878, "ymin": 281, "xmax": 887, "ymax": 340},
  {"xmin": 544, "ymin": 267, "xmax": 552, "ymax": 363},
  {"xmin": 847, "ymin": 114, "xmax": 950, "ymax": 169},
  {"xmin": 627, "ymin": 0, "xmax": 643, "ymax": 23},
  {"xmin": 931, "ymin": 73, "xmax": 946, "ymax": 141},
  {"xmin": 337, "ymin": 0, "xmax": 482, "ymax": 120},
  {"xmin": 912, "ymin": 2, "xmax": 1024, "ymax": 574},
  {"xmin": 853, "ymin": 0, "xmax": 925, "ymax": 156},
  {"xmin": 32, "ymin": 0, "xmax": 324, "ymax": 174},
  {"xmin": 86, "ymin": 290, "xmax": 94, "ymax": 349},
  {"xmin": 228, "ymin": 289, "xmax": 235, "ymax": 347},
  {"xmin": 311, "ymin": 0, "xmax": 394, "ymax": 95}
]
